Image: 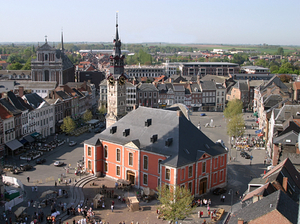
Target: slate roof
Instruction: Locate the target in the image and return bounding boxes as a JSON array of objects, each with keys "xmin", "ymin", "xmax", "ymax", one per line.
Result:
[
  {"xmin": 263, "ymin": 94, "xmax": 283, "ymax": 109},
  {"xmin": 200, "ymin": 80, "xmax": 216, "ymax": 91},
  {"xmin": 17, "ymin": 97, "xmax": 33, "ymax": 111},
  {"xmin": 275, "ymin": 105, "xmax": 300, "ymax": 121},
  {"xmin": 273, "ymin": 130, "xmax": 298, "ymax": 145},
  {"xmin": 86, "ymin": 107, "xmax": 226, "ymax": 168},
  {"xmin": 233, "ymin": 81, "xmax": 248, "ymax": 91},
  {"xmin": 7, "ymin": 91, "xmax": 27, "ymax": 111},
  {"xmin": 201, "ymin": 74, "xmax": 228, "ymax": 84},
  {"xmin": 190, "ymin": 83, "xmax": 201, "ymax": 93},
  {"xmin": 242, "ymin": 182, "xmax": 276, "ymax": 202},
  {"xmin": 262, "ymin": 75, "xmax": 288, "ymax": 92},
  {"xmin": 0, "ymin": 98, "xmax": 22, "ymax": 116},
  {"xmin": 228, "ymin": 190, "xmax": 298, "ymax": 224},
  {"xmin": 23, "ymin": 93, "xmax": 45, "ymax": 109},
  {"xmin": 56, "ymin": 91, "xmax": 72, "ymax": 100},
  {"xmin": 136, "ymin": 83, "xmax": 158, "ymax": 92},
  {"xmin": 173, "ymin": 84, "xmax": 185, "ymax": 92}
]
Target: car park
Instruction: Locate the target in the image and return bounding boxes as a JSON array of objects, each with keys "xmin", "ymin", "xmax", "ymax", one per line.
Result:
[
  {"xmin": 69, "ymin": 141, "xmax": 77, "ymax": 146},
  {"xmin": 213, "ymin": 187, "xmax": 227, "ymax": 195},
  {"xmin": 54, "ymin": 161, "xmax": 64, "ymax": 167}
]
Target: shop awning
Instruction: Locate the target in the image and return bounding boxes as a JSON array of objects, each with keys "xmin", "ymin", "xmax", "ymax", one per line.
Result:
[
  {"xmin": 30, "ymin": 132, "xmax": 40, "ymax": 138},
  {"xmin": 24, "ymin": 135, "xmax": 35, "ymax": 143},
  {"xmin": 5, "ymin": 139, "xmax": 23, "ymax": 151},
  {"xmin": 258, "ymin": 133, "xmax": 264, "ymax": 137},
  {"xmin": 253, "ymin": 112, "xmax": 258, "ymax": 118}
]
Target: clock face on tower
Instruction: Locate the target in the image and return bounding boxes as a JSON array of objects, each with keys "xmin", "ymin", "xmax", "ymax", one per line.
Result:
[
  {"xmin": 119, "ymin": 76, "xmax": 125, "ymax": 85},
  {"xmin": 109, "ymin": 76, "xmax": 115, "ymax": 85}
]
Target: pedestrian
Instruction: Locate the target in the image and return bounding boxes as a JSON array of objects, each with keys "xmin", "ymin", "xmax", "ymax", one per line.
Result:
[
  {"xmin": 27, "ymin": 176, "xmax": 30, "ymax": 182},
  {"xmin": 111, "ymin": 204, "xmax": 114, "ymax": 212},
  {"xmin": 69, "ymin": 178, "xmax": 71, "ymax": 184},
  {"xmin": 32, "ymin": 186, "xmax": 34, "ymax": 192},
  {"xmin": 55, "ymin": 181, "xmax": 57, "ymax": 186},
  {"xmin": 35, "ymin": 186, "xmax": 38, "ymax": 192},
  {"xmin": 28, "ymin": 200, "xmax": 31, "ymax": 207},
  {"xmin": 263, "ymin": 159, "xmax": 266, "ymax": 166},
  {"xmin": 222, "ymin": 195, "xmax": 225, "ymax": 202},
  {"xmin": 200, "ymin": 211, "xmax": 203, "ymax": 218}
]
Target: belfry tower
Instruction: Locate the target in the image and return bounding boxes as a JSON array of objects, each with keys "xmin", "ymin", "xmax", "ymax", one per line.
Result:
[{"xmin": 106, "ymin": 13, "xmax": 128, "ymax": 128}]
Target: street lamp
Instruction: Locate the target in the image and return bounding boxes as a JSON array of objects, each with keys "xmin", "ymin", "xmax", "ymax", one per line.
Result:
[{"xmin": 228, "ymin": 189, "xmax": 233, "ymax": 213}]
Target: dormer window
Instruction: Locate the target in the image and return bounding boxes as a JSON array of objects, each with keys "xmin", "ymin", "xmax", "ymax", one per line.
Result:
[
  {"xmin": 110, "ymin": 126, "xmax": 117, "ymax": 134},
  {"xmin": 145, "ymin": 119, "xmax": 152, "ymax": 127},
  {"xmin": 123, "ymin": 129, "xmax": 130, "ymax": 137},
  {"xmin": 151, "ymin": 134, "xmax": 158, "ymax": 143},
  {"xmin": 165, "ymin": 138, "xmax": 173, "ymax": 147}
]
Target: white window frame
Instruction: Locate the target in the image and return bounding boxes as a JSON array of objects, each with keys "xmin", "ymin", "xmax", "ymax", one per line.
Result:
[
  {"xmin": 215, "ymin": 157, "xmax": 218, "ymax": 168},
  {"xmin": 143, "ymin": 155, "xmax": 148, "ymax": 170},
  {"xmin": 220, "ymin": 170, "xmax": 224, "ymax": 182},
  {"xmin": 165, "ymin": 168, "xmax": 170, "ymax": 180},
  {"xmin": 188, "ymin": 165, "xmax": 193, "ymax": 178},
  {"xmin": 202, "ymin": 161, "xmax": 206, "ymax": 174},
  {"xmin": 116, "ymin": 165, "xmax": 120, "ymax": 176},
  {"xmin": 104, "ymin": 162, "xmax": 108, "ymax": 172},
  {"xmin": 181, "ymin": 168, "xmax": 185, "ymax": 181},
  {"xmin": 143, "ymin": 173, "xmax": 148, "ymax": 186},
  {"xmin": 104, "ymin": 145, "xmax": 108, "ymax": 158},
  {"xmin": 116, "ymin": 148, "xmax": 121, "ymax": 162},
  {"xmin": 158, "ymin": 159, "xmax": 162, "ymax": 174},
  {"xmin": 129, "ymin": 152, "xmax": 133, "ymax": 166}
]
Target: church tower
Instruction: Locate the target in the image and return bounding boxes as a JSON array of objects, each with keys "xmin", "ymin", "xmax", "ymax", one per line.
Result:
[
  {"xmin": 31, "ymin": 33, "xmax": 75, "ymax": 86},
  {"xmin": 106, "ymin": 13, "xmax": 127, "ymax": 128}
]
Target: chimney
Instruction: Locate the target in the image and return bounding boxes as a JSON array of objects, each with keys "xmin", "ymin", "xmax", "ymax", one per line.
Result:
[
  {"xmin": 19, "ymin": 86, "xmax": 24, "ymax": 97},
  {"xmin": 282, "ymin": 177, "xmax": 288, "ymax": 192},
  {"xmin": 237, "ymin": 218, "xmax": 244, "ymax": 224},
  {"xmin": 162, "ymin": 78, "xmax": 164, "ymax": 84},
  {"xmin": 133, "ymin": 78, "xmax": 136, "ymax": 85},
  {"xmin": 177, "ymin": 110, "xmax": 182, "ymax": 117}
]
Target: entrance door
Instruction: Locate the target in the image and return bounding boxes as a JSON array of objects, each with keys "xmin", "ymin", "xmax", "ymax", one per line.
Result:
[
  {"xmin": 199, "ymin": 178, "xmax": 207, "ymax": 195},
  {"xmin": 126, "ymin": 170, "xmax": 135, "ymax": 185}
]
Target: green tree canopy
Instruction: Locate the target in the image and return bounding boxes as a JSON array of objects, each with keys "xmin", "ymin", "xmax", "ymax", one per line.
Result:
[
  {"xmin": 61, "ymin": 116, "xmax": 76, "ymax": 134},
  {"xmin": 7, "ymin": 62, "xmax": 23, "ymax": 70},
  {"xmin": 276, "ymin": 47, "xmax": 284, "ymax": 56},
  {"xmin": 227, "ymin": 114, "xmax": 245, "ymax": 138},
  {"xmin": 83, "ymin": 110, "xmax": 93, "ymax": 123},
  {"xmin": 157, "ymin": 185, "xmax": 194, "ymax": 223},
  {"xmin": 224, "ymin": 99, "xmax": 243, "ymax": 119}
]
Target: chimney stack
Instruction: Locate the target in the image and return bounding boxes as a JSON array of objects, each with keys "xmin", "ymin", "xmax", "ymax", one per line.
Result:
[
  {"xmin": 237, "ymin": 218, "xmax": 244, "ymax": 224},
  {"xmin": 19, "ymin": 86, "xmax": 24, "ymax": 97},
  {"xmin": 282, "ymin": 177, "xmax": 288, "ymax": 192}
]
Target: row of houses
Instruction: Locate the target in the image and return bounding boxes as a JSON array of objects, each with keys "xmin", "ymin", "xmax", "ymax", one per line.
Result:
[{"xmin": 0, "ymin": 82, "xmax": 94, "ymax": 158}]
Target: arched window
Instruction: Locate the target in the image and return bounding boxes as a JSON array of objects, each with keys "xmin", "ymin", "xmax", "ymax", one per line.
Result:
[
  {"xmin": 88, "ymin": 160, "xmax": 92, "ymax": 170},
  {"xmin": 88, "ymin": 147, "xmax": 92, "ymax": 156}
]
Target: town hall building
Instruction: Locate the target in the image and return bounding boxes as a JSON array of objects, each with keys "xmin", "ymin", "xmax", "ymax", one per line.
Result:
[{"xmin": 83, "ymin": 17, "xmax": 228, "ymax": 196}]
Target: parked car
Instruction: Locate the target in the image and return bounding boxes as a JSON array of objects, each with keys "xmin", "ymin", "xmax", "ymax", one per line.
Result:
[
  {"xmin": 240, "ymin": 151, "xmax": 246, "ymax": 157},
  {"xmin": 94, "ymin": 128, "xmax": 102, "ymax": 133},
  {"xmin": 69, "ymin": 141, "xmax": 77, "ymax": 146},
  {"xmin": 200, "ymin": 113, "xmax": 206, "ymax": 116},
  {"xmin": 36, "ymin": 158, "xmax": 46, "ymax": 164},
  {"xmin": 54, "ymin": 161, "xmax": 64, "ymax": 167},
  {"xmin": 213, "ymin": 187, "xmax": 227, "ymax": 195},
  {"xmin": 244, "ymin": 154, "xmax": 251, "ymax": 159},
  {"xmin": 20, "ymin": 164, "xmax": 33, "ymax": 171}
]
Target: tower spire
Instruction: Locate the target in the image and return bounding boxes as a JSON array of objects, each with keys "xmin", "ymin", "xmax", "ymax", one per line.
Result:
[
  {"xmin": 113, "ymin": 11, "xmax": 121, "ymax": 56},
  {"xmin": 61, "ymin": 29, "xmax": 64, "ymax": 52}
]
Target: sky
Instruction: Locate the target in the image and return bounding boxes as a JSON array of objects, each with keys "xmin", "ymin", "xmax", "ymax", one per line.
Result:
[{"xmin": 1, "ymin": 0, "xmax": 300, "ymax": 45}]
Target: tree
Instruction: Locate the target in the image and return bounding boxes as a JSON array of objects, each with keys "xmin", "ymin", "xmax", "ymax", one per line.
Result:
[
  {"xmin": 276, "ymin": 47, "xmax": 284, "ymax": 56},
  {"xmin": 157, "ymin": 185, "xmax": 194, "ymax": 223},
  {"xmin": 227, "ymin": 114, "xmax": 245, "ymax": 138},
  {"xmin": 224, "ymin": 99, "xmax": 243, "ymax": 119},
  {"xmin": 279, "ymin": 74, "xmax": 292, "ymax": 83},
  {"xmin": 7, "ymin": 62, "xmax": 23, "ymax": 70},
  {"xmin": 83, "ymin": 110, "xmax": 93, "ymax": 123},
  {"xmin": 60, "ymin": 116, "xmax": 76, "ymax": 134}
]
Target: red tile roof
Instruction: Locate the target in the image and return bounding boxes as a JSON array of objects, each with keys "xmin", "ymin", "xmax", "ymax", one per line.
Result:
[{"xmin": 294, "ymin": 82, "xmax": 300, "ymax": 90}]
